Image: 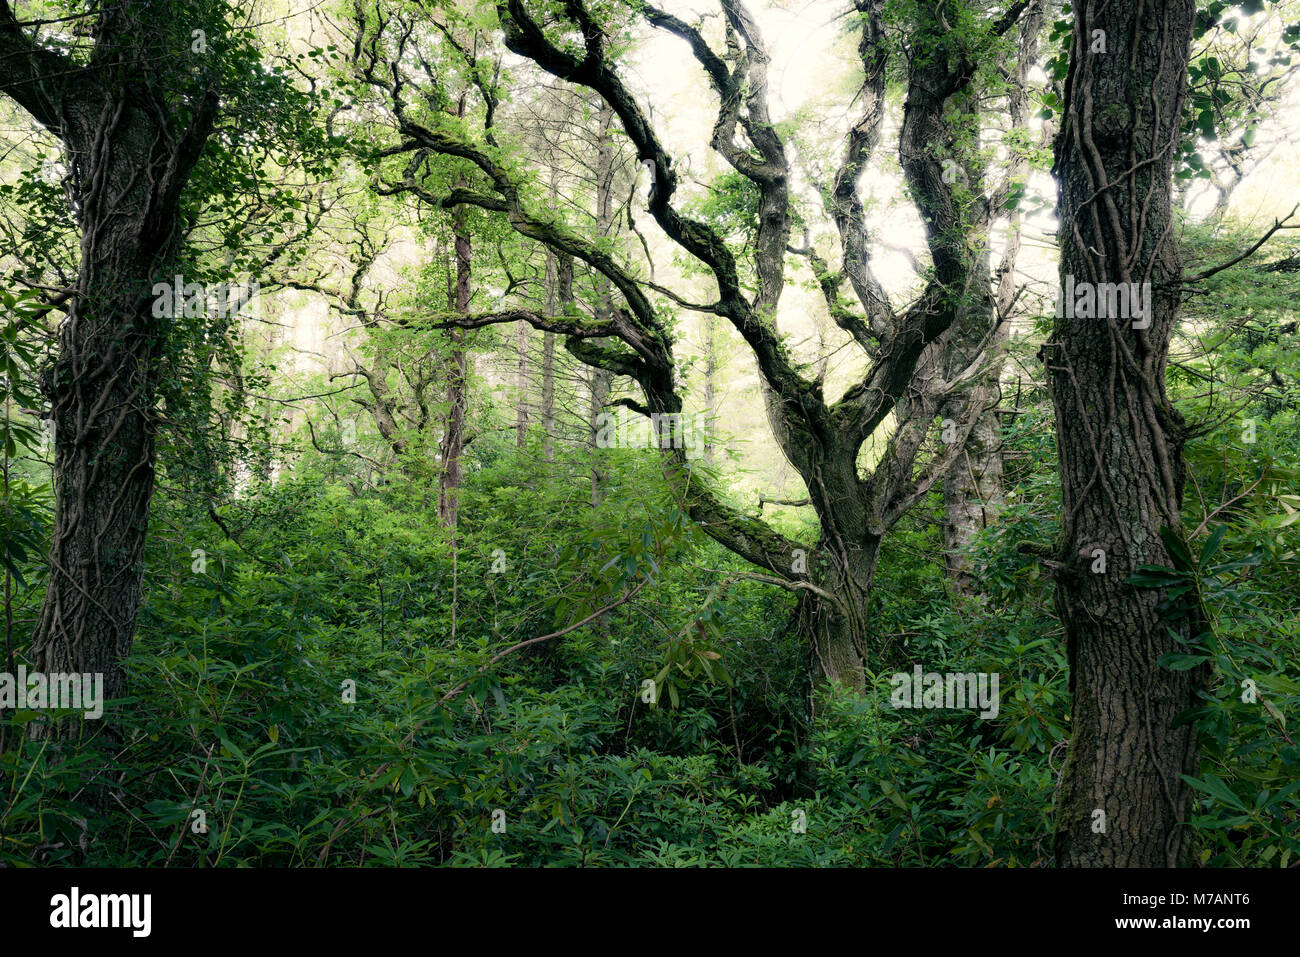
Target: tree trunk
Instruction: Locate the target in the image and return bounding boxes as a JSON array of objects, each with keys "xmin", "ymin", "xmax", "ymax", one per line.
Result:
[
  {"xmin": 515, "ymin": 320, "xmax": 529, "ymax": 448},
  {"xmin": 1048, "ymin": 0, "xmax": 1203, "ymax": 867},
  {"xmin": 540, "ymin": 248, "xmax": 571, "ymax": 465},
  {"xmin": 539, "ymin": 245, "xmax": 560, "ymax": 465},
  {"xmin": 587, "ymin": 103, "xmax": 617, "ymax": 504},
  {"xmin": 588, "ymin": 369, "xmax": 611, "ymax": 504},
  {"xmin": 940, "ymin": 406, "xmax": 1003, "ymax": 591},
  {"xmin": 17, "ymin": 50, "xmax": 216, "ymax": 739},
  {"xmin": 936, "ymin": 244, "xmax": 1004, "ymax": 593},
  {"xmin": 935, "ymin": 2, "xmax": 1043, "ymax": 593},
  {"xmin": 540, "ymin": 334, "xmax": 556, "ymax": 463},
  {"xmin": 438, "ymin": 208, "xmax": 470, "ymax": 527},
  {"xmin": 702, "ymin": 314, "xmax": 719, "ymax": 465},
  {"xmin": 802, "ymin": 533, "xmax": 883, "ymax": 690}
]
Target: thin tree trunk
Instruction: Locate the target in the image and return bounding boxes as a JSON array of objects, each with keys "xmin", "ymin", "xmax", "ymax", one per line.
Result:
[
  {"xmin": 702, "ymin": 315, "xmax": 718, "ymax": 465},
  {"xmin": 588, "ymin": 102, "xmax": 617, "ymax": 504},
  {"xmin": 588, "ymin": 370, "xmax": 611, "ymax": 504},
  {"xmin": 540, "ymin": 247, "xmax": 569, "ymax": 464},
  {"xmin": 515, "ymin": 320, "xmax": 529, "ymax": 448},
  {"xmin": 438, "ymin": 206, "xmax": 470, "ymax": 527},
  {"xmin": 540, "ymin": 331, "xmax": 556, "ymax": 463}
]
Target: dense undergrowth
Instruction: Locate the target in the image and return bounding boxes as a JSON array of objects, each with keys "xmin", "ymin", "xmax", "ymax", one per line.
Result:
[{"xmin": 3, "ymin": 388, "xmax": 1295, "ymax": 866}]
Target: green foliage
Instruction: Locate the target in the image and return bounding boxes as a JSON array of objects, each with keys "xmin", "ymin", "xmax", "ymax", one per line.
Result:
[
  {"xmin": 1, "ymin": 0, "xmax": 1297, "ymax": 872},
  {"xmin": 0, "ymin": 430, "xmax": 1070, "ymax": 867},
  {"xmin": 5, "ymin": 217, "xmax": 1295, "ymax": 864}
]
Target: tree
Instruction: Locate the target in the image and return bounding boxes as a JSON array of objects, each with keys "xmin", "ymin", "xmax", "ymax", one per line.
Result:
[
  {"xmin": 0, "ymin": 0, "xmax": 220, "ymax": 735},
  {"xmin": 354, "ymin": 0, "xmax": 1033, "ymax": 690},
  {"xmin": 933, "ymin": 0, "xmax": 1043, "ymax": 592},
  {"xmin": 1047, "ymin": 0, "xmax": 1204, "ymax": 866},
  {"xmin": 0, "ymin": 0, "xmax": 338, "ymax": 739}
]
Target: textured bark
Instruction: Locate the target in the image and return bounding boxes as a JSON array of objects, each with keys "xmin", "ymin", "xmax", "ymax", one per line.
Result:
[
  {"xmin": 1048, "ymin": 0, "xmax": 1203, "ymax": 867},
  {"xmin": 935, "ymin": 5, "xmax": 1041, "ymax": 591},
  {"xmin": 359, "ymin": 339, "xmax": 411, "ymax": 459},
  {"xmin": 540, "ymin": 330, "xmax": 556, "ymax": 462},
  {"xmin": 940, "ymin": 409, "xmax": 1004, "ymax": 589},
  {"xmin": 0, "ymin": 3, "xmax": 217, "ymax": 737},
  {"xmin": 931, "ymin": 243, "xmax": 1009, "ymax": 593},
  {"xmin": 587, "ymin": 368, "xmax": 611, "ymax": 504},
  {"xmin": 937, "ymin": 250, "xmax": 1005, "ymax": 593},
  {"xmin": 802, "ymin": 532, "xmax": 883, "ymax": 691}
]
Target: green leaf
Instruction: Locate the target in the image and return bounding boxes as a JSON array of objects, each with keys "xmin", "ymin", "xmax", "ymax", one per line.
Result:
[
  {"xmin": 1157, "ymin": 653, "xmax": 1209, "ymax": 671},
  {"xmin": 1199, "ymin": 525, "xmax": 1227, "ymax": 566},
  {"xmin": 1182, "ymin": 773, "xmax": 1247, "ymax": 811},
  {"xmin": 882, "ymin": 783, "xmax": 908, "ymax": 812},
  {"xmin": 1262, "ymin": 698, "xmax": 1286, "ymax": 730},
  {"xmin": 1159, "ymin": 526, "xmax": 1194, "ymax": 572}
]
